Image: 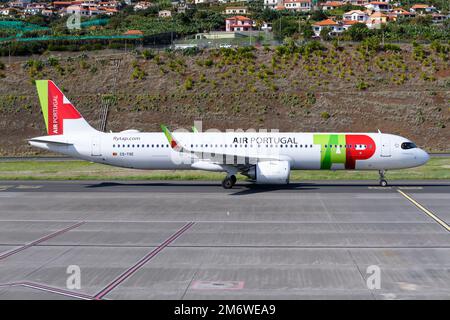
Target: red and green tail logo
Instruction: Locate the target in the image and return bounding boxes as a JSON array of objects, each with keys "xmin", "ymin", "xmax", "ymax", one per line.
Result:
[
  {"xmin": 313, "ymin": 134, "xmax": 376, "ymax": 169},
  {"xmin": 36, "ymin": 80, "xmax": 81, "ymax": 135}
]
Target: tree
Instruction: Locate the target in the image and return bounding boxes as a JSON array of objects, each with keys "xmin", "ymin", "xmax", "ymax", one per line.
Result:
[
  {"xmin": 310, "ymin": 10, "xmax": 327, "ymax": 22},
  {"xmin": 344, "ymin": 23, "xmax": 371, "ymax": 41},
  {"xmin": 273, "ymin": 17, "xmax": 299, "ymax": 40},
  {"xmin": 319, "ymin": 26, "xmax": 332, "ymax": 41},
  {"xmin": 300, "ymin": 21, "xmax": 314, "ymax": 39}
]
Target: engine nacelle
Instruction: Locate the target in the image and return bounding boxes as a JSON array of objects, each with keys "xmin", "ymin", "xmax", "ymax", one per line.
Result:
[{"xmin": 249, "ymin": 160, "xmax": 290, "ymax": 184}]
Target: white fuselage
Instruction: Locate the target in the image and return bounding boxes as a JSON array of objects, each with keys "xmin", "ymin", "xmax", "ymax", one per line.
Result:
[{"xmin": 29, "ymin": 131, "xmax": 430, "ymax": 171}]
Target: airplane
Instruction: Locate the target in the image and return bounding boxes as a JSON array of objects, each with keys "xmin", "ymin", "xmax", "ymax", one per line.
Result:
[{"xmin": 28, "ymin": 80, "xmax": 430, "ymax": 189}]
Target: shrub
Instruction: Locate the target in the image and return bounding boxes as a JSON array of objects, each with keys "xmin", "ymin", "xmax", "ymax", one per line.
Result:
[
  {"xmin": 356, "ymin": 80, "xmax": 369, "ymax": 90},
  {"xmin": 184, "ymin": 77, "xmax": 193, "ymax": 90},
  {"xmin": 321, "ymin": 111, "xmax": 330, "ymax": 119},
  {"xmin": 131, "ymin": 66, "xmax": 146, "ymax": 80},
  {"xmin": 382, "ymin": 44, "xmax": 401, "ymax": 52},
  {"xmin": 141, "ymin": 49, "xmax": 155, "ymax": 60},
  {"xmin": 204, "ymin": 59, "xmax": 213, "ymax": 67}
]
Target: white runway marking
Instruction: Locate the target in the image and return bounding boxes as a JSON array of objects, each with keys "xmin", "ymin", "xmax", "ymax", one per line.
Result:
[{"xmin": 15, "ymin": 185, "xmax": 42, "ymax": 189}]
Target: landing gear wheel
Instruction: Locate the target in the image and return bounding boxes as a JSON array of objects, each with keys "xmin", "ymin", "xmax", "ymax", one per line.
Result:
[
  {"xmin": 222, "ymin": 177, "xmax": 233, "ymax": 189},
  {"xmin": 230, "ymin": 175, "xmax": 237, "ymax": 186},
  {"xmin": 378, "ymin": 170, "xmax": 388, "ymax": 187}
]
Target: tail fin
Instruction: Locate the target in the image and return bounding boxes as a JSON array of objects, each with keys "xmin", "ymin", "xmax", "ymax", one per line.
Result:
[{"xmin": 36, "ymin": 80, "xmax": 96, "ymax": 135}]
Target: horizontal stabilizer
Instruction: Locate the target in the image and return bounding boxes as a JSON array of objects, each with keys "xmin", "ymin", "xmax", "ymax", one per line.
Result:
[{"xmin": 28, "ymin": 138, "xmax": 73, "ymax": 146}]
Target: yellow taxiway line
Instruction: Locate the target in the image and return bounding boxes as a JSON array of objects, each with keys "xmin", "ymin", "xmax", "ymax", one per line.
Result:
[{"xmin": 397, "ymin": 189, "xmax": 450, "ymax": 232}]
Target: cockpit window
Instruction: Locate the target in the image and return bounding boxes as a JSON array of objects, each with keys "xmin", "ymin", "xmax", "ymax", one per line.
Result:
[{"xmin": 401, "ymin": 142, "xmax": 417, "ymax": 150}]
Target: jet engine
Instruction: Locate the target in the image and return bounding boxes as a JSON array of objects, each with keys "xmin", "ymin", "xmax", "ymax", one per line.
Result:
[{"xmin": 244, "ymin": 160, "xmax": 290, "ymax": 184}]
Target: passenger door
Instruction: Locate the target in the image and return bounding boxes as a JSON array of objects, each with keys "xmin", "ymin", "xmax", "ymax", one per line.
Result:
[{"xmin": 380, "ymin": 135, "xmax": 391, "ymax": 157}]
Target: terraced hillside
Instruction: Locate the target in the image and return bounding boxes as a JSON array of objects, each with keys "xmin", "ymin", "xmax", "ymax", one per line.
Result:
[{"xmin": 0, "ymin": 42, "xmax": 449, "ymax": 155}]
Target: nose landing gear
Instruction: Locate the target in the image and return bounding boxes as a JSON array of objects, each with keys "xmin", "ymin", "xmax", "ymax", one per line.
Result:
[
  {"xmin": 379, "ymin": 170, "xmax": 388, "ymax": 187},
  {"xmin": 222, "ymin": 175, "xmax": 237, "ymax": 189}
]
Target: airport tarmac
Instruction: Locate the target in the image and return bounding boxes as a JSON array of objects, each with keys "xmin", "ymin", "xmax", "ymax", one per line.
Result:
[{"xmin": 0, "ymin": 180, "xmax": 449, "ymax": 300}]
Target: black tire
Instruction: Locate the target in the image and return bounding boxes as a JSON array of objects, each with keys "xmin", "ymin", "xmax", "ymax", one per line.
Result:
[
  {"xmin": 380, "ymin": 179, "xmax": 388, "ymax": 187},
  {"xmin": 230, "ymin": 175, "xmax": 237, "ymax": 185},
  {"xmin": 222, "ymin": 178, "xmax": 233, "ymax": 189}
]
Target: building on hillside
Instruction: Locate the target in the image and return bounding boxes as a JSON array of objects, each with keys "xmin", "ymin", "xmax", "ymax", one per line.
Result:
[
  {"xmin": 366, "ymin": 11, "xmax": 388, "ymax": 28},
  {"xmin": 283, "ymin": 0, "xmax": 311, "ymax": 12},
  {"xmin": 431, "ymin": 13, "xmax": 448, "ymax": 23},
  {"xmin": 41, "ymin": 8, "xmax": 55, "ymax": 16},
  {"xmin": 133, "ymin": 1, "xmax": 154, "ymax": 11},
  {"xmin": 261, "ymin": 22, "xmax": 272, "ymax": 31},
  {"xmin": 342, "ymin": 19, "xmax": 360, "ymax": 29},
  {"xmin": 264, "ymin": 0, "xmax": 279, "ymax": 10},
  {"xmin": 0, "ymin": 8, "xmax": 12, "ymax": 15},
  {"xmin": 364, "ymin": 1, "xmax": 390, "ymax": 12},
  {"xmin": 410, "ymin": 4, "xmax": 437, "ymax": 14},
  {"xmin": 176, "ymin": 3, "xmax": 194, "ymax": 13},
  {"xmin": 66, "ymin": 4, "xmax": 104, "ymax": 16},
  {"xmin": 219, "ymin": 0, "xmax": 253, "ymax": 3},
  {"xmin": 343, "ymin": 10, "xmax": 369, "ymax": 22},
  {"xmin": 346, "ymin": 0, "xmax": 370, "ymax": 5},
  {"xmin": 225, "ymin": 15, "xmax": 254, "ymax": 32},
  {"xmin": 54, "ymin": 1, "xmax": 82, "ymax": 10},
  {"xmin": 312, "ymin": 18, "xmax": 343, "ymax": 37},
  {"xmin": 224, "ymin": 6, "xmax": 248, "ymax": 15},
  {"xmin": 124, "ymin": 29, "xmax": 144, "ymax": 36},
  {"xmin": 8, "ymin": 0, "xmax": 31, "ymax": 8},
  {"xmin": 195, "ymin": 0, "xmax": 219, "ymax": 4},
  {"xmin": 158, "ymin": 9, "xmax": 172, "ymax": 17},
  {"xmin": 392, "ymin": 7, "xmax": 416, "ymax": 20},
  {"xmin": 320, "ymin": 1, "xmax": 345, "ymax": 11}
]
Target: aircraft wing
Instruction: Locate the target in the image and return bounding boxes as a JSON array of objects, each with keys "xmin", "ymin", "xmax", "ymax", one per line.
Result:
[{"xmin": 161, "ymin": 125, "xmax": 282, "ymax": 170}]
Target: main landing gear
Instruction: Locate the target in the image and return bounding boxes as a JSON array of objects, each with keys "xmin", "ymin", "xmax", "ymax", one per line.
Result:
[
  {"xmin": 379, "ymin": 170, "xmax": 388, "ymax": 187},
  {"xmin": 222, "ymin": 175, "xmax": 237, "ymax": 189}
]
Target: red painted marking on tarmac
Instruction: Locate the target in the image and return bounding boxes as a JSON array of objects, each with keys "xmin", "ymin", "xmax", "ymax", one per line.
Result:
[
  {"xmin": 0, "ymin": 221, "xmax": 85, "ymax": 260},
  {"xmin": 94, "ymin": 222, "xmax": 195, "ymax": 300}
]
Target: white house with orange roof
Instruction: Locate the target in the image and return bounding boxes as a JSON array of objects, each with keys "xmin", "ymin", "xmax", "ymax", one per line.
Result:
[
  {"xmin": 225, "ymin": 15, "xmax": 254, "ymax": 32},
  {"xmin": 343, "ymin": 10, "xmax": 370, "ymax": 22},
  {"xmin": 410, "ymin": 4, "xmax": 437, "ymax": 14},
  {"xmin": 312, "ymin": 18, "xmax": 344, "ymax": 37},
  {"xmin": 320, "ymin": 1, "xmax": 345, "ymax": 11},
  {"xmin": 366, "ymin": 11, "xmax": 388, "ymax": 28},
  {"xmin": 342, "ymin": 19, "xmax": 360, "ymax": 29},
  {"xmin": 283, "ymin": 0, "xmax": 311, "ymax": 12}
]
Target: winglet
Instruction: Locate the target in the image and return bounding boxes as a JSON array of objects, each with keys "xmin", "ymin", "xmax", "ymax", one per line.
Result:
[
  {"xmin": 161, "ymin": 124, "xmax": 179, "ymax": 150},
  {"xmin": 192, "ymin": 126, "xmax": 198, "ymax": 133}
]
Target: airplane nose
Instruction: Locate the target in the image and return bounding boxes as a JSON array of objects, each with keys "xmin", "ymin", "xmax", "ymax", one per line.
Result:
[{"xmin": 418, "ymin": 149, "xmax": 430, "ymax": 165}]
